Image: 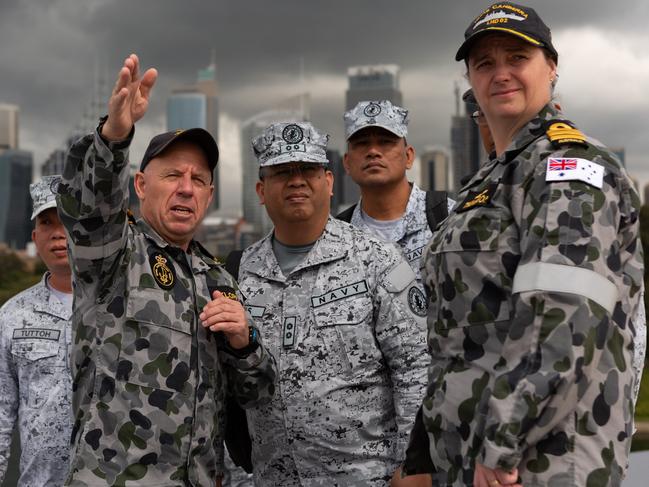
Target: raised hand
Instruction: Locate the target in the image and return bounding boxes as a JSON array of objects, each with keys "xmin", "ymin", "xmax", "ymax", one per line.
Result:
[
  {"xmin": 199, "ymin": 291, "xmax": 251, "ymax": 350},
  {"xmin": 474, "ymin": 463, "xmax": 522, "ymax": 487},
  {"xmin": 102, "ymin": 53, "xmax": 158, "ymax": 141}
]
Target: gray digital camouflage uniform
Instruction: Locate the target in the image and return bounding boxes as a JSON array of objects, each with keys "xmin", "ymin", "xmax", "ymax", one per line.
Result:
[
  {"xmin": 349, "ymin": 183, "xmax": 455, "ymax": 285},
  {"xmin": 56, "ymin": 129, "xmax": 277, "ymax": 487},
  {"xmin": 239, "ymin": 217, "xmax": 429, "ymax": 486},
  {"xmin": 421, "ymin": 103, "xmax": 644, "ymax": 487},
  {"xmin": 0, "ymin": 273, "xmax": 72, "ymax": 486}
]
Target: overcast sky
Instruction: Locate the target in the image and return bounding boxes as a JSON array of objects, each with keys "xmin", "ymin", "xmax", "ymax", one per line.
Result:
[{"xmin": 2, "ymin": 0, "xmax": 649, "ymax": 211}]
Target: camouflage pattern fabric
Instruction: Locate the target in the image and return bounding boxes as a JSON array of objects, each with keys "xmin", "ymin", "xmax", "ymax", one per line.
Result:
[
  {"xmin": 56, "ymin": 129, "xmax": 277, "ymax": 487},
  {"xmin": 349, "ymin": 183, "xmax": 455, "ymax": 285},
  {"xmin": 421, "ymin": 103, "xmax": 643, "ymax": 486},
  {"xmin": 238, "ymin": 218, "xmax": 429, "ymax": 486},
  {"xmin": 0, "ymin": 273, "xmax": 73, "ymax": 486}
]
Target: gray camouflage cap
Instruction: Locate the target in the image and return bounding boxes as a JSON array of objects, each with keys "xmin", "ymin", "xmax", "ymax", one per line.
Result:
[
  {"xmin": 344, "ymin": 100, "xmax": 409, "ymax": 139},
  {"xmin": 30, "ymin": 175, "xmax": 62, "ymax": 220},
  {"xmin": 252, "ymin": 122, "xmax": 329, "ymax": 167}
]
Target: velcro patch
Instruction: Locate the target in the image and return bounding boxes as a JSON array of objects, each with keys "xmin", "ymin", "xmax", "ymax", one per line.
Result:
[
  {"xmin": 280, "ymin": 143, "xmax": 307, "ymax": 154},
  {"xmin": 311, "ymin": 280, "xmax": 369, "ymax": 308},
  {"xmin": 283, "ymin": 316, "xmax": 297, "ymax": 348},
  {"xmin": 545, "ymin": 158, "xmax": 604, "ymax": 189},
  {"xmin": 245, "ymin": 304, "xmax": 266, "ymax": 318},
  {"xmin": 13, "ymin": 328, "xmax": 60, "ymax": 341}
]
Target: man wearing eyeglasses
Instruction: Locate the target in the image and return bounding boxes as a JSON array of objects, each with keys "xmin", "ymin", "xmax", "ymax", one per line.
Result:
[{"xmin": 229, "ymin": 121, "xmax": 429, "ymax": 486}]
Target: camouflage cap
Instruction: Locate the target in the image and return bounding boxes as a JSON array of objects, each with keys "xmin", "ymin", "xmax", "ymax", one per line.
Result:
[
  {"xmin": 344, "ymin": 100, "xmax": 409, "ymax": 140},
  {"xmin": 252, "ymin": 122, "xmax": 329, "ymax": 167},
  {"xmin": 30, "ymin": 175, "xmax": 62, "ymax": 220}
]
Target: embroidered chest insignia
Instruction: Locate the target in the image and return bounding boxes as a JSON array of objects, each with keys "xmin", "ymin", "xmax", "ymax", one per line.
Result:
[
  {"xmin": 150, "ymin": 253, "xmax": 176, "ymax": 290},
  {"xmin": 457, "ymin": 182, "xmax": 497, "ymax": 212}
]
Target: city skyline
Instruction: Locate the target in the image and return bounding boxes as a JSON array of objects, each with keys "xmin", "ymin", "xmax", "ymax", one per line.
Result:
[{"xmin": 2, "ymin": 0, "xmax": 648, "ymax": 194}]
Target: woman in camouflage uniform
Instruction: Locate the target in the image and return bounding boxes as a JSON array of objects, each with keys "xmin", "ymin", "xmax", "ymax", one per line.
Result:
[{"xmin": 419, "ymin": 2, "xmax": 644, "ymax": 487}]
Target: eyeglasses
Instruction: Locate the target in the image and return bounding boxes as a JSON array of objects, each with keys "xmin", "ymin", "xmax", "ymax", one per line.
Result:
[
  {"xmin": 261, "ymin": 163, "xmax": 326, "ymax": 182},
  {"xmin": 471, "ymin": 110, "xmax": 488, "ymax": 126}
]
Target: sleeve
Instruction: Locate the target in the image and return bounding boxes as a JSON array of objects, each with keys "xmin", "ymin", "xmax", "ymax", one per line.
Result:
[
  {"xmin": 0, "ymin": 309, "xmax": 18, "ymax": 482},
  {"xmin": 56, "ymin": 125, "xmax": 133, "ymax": 294},
  {"xmin": 375, "ymin": 257, "xmax": 430, "ymax": 457},
  {"xmin": 632, "ymin": 288, "xmax": 646, "ymax": 406},
  {"xmin": 479, "ymin": 153, "xmax": 644, "ymax": 470},
  {"xmin": 215, "ymin": 269, "xmax": 278, "ymax": 409}
]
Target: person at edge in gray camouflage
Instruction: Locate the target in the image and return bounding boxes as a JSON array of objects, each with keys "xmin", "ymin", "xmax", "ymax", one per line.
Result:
[
  {"xmin": 339, "ymin": 100, "xmax": 455, "ymax": 286},
  {"xmin": 417, "ymin": 2, "xmax": 644, "ymax": 487},
  {"xmin": 225, "ymin": 121, "xmax": 429, "ymax": 486},
  {"xmin": 56, "ymin": 53, "xmax": 277, "ymax": 487},
  {"xmin": 0, "ymin": 175, "xmax": 73, "ymax": 486},
  {"xmin": 391, "ymin": 91, "xmax": 647, "ymax": 487}
]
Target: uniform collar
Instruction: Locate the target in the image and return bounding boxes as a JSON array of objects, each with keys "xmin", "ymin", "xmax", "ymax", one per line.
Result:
[
  {"xmin": 32, "ymin": 272, "xmax": 72, "ymax": 320},
  {"xmin": 458, "ymin": 103, "xmax": 560, "ymax": 194},
  {"xmin": 135, "ymin": 217, "xmax": 213, "ymax": 273},
  {"xmin": 242, "ymin": 217, "xmax": 348, "ymax": 282},
  {"xmin": 350, "ymin": 182, "xmax": 426, "ymax": 241}
]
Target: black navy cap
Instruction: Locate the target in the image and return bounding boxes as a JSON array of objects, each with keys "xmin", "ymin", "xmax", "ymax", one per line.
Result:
[
  {"xmin": 456, "ymin": 2, "xmax": 558, "ymax": 62},
  {"xmin": 140, "ymin": 128, "xmax": 219, "ymax": 172}
]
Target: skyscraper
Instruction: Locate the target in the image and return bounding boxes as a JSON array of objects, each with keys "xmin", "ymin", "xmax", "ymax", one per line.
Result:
[
  {"xmin": 240, "ymin": 96, "xmax": 309, "ymax": 237},
  {"xmin": 451, "ymin": 84, "xmax": 484, "ymax": 190},
  {"xmin": 420, "ymin": 147, "xmax": 452, "ymax": 192},
  {"xmin": 167, "ymin": 59, "xmax": 220, "ymax": 210},
  {"xmin": 0, "ymin": 150, "xmax": 33, "ymax": 249},
  {"xmin": 345, "ymin": 65, "xmax": 403, "ymax": 110},
  {"xmin": 0, "ymin": 104, "xmax": 19, "ymax": 151}
]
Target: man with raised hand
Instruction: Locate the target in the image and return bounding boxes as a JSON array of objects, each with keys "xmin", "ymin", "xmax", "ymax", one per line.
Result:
[{"xmin": 57, "ymin": 54, "xmax": 277, "ymax": 487}]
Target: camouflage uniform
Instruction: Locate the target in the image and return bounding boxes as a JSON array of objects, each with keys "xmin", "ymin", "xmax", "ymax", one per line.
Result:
[
  {"xmin": 348, "ymin": 183, "xmax": 455, "ymax": 284},
  {"xmin": 0, "ymin": 273, "xmax": 73, "ymax": 486},
  {"xmin": 240, "ymin": 217, "xmax": 429, "ymax": 486},
  {"xmin": 57, "ymin": 128, "xmax": 277, "ymax": 487},
  {"xmin": 421, "ymin": 103, "xmax": 643, "ymax": 486}
]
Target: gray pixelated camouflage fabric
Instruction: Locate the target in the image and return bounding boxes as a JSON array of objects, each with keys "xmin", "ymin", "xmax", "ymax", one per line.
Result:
[
  {"xmin": 238, "ymin": 218, "xmax": 429, "ymax": 486},
  {"xmin": 30, "ymin": 175, "xmax": 62, "ymax": 220},
  {"xmin": 420, "ymin": 103, "xmax": 644, "ymax": 487},
  {"xmin": 252, "ymin": 122, "xmax": 329, "ymax": 168},
  {"xmin": 56, "ymin": 129, "xmax": 277, "ymax": 487},
  {"xmin": 349, "ymin": 183, "xmax": 455, "ymax": 286},
  {"xmin": 0, "ymin": 274, "xmax": 73, "ymax": 486},
  {"xmin": 344, "ymin": 100, "xmax": 409, "ymax": 139}
]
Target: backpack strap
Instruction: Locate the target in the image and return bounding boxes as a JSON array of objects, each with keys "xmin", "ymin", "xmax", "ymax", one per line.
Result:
[
  {"xmin": 425, "ymin": 190, "xmax": 448, "ymax": 231},
  {"xmin": 224, "ymin": 250, "xmax": 244, "ymax": 280},
  {"xmin": 335, "ymin": 203, "xmax": 357, "ymax": 223}
]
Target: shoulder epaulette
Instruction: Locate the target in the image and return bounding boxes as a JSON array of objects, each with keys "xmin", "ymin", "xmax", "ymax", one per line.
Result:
[
  {"xmin": 544, "ymin": 119, "xmax": 588, "ymax": 149},
  {"xmin": 194, "ymin": 240, "xmax": 221, "ymax": 265}
]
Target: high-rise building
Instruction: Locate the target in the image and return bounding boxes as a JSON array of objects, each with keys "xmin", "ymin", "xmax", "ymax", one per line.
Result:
[
  {"xmin": 0, "ymin": 104, "xmax": 19, "ymax": 151},
  {"xmin": 240, "ymin": 97, "xmax": 309, "ymax": 236},
  {"xmin": 167, "ymin": 59, "xmax": 220, "ymax": 210},
  {"xmin": 420, "ymin": 147, "xmax": 452, "ymax": 192},
  {"xmin": 0, "ymin": 150, "xmax": 33, "ymax": 249},
  {"xmin": 345, "ymin": 65, "xmax": 403, "ymax": 110},
  {"xmin": 451, "ymin": 84, "xmax": 484, "ymax": 190}
]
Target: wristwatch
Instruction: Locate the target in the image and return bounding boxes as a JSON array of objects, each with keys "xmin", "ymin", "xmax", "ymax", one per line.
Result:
[{"xmin": 226, "ymin": 326, "xmax": 260, "ymax": 358}]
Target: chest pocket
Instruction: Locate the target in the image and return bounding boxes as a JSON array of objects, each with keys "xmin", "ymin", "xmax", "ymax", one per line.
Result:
[
  {"xmin": 313, "ymin": 295, "xmax": 382, "ymax": 377},
  {"xmin": 117, "ymin": 287, "xmax": 193, "ymax": 394},
  {"xmin": 11, "ymin": 339, "xmax": 62, "ymax": 407},
  {"xmin": 428, "ymin": 207, "xmax": 513, "ymax": 329},
  {"xmin": 11, "ymin": 338, "xmax": 60, "ymax": 363}
]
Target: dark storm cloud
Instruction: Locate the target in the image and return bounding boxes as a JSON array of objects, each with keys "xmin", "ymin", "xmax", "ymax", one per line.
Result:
[{"xmin": 1, "ymin": 0, "xmax": 648, "ymax": 182}]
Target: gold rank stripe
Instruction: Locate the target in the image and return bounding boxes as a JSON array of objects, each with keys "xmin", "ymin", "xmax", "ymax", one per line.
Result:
[
  {"xmin": 546, "ymin": 123, "xmax": 587, "ymax": 144},
  {"xmin": 484, "ymin": 27, "xmax": 542, "ymax": 46}
]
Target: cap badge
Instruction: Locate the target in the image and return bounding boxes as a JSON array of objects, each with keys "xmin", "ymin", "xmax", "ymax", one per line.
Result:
[
  {"xmin": 150, "ymin": 253, "xmax": 175, "ymax": 290},
  {"xmin": 282, "ymin": 124, "xmax": 304, "ymax": 144},
  {"xmin": 49, "ymin": 178, "xmax": 60, "ymax": 194},
  {"xmin": 363, "ymin": 102, "xmax": 382, "ymax": 117}
]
